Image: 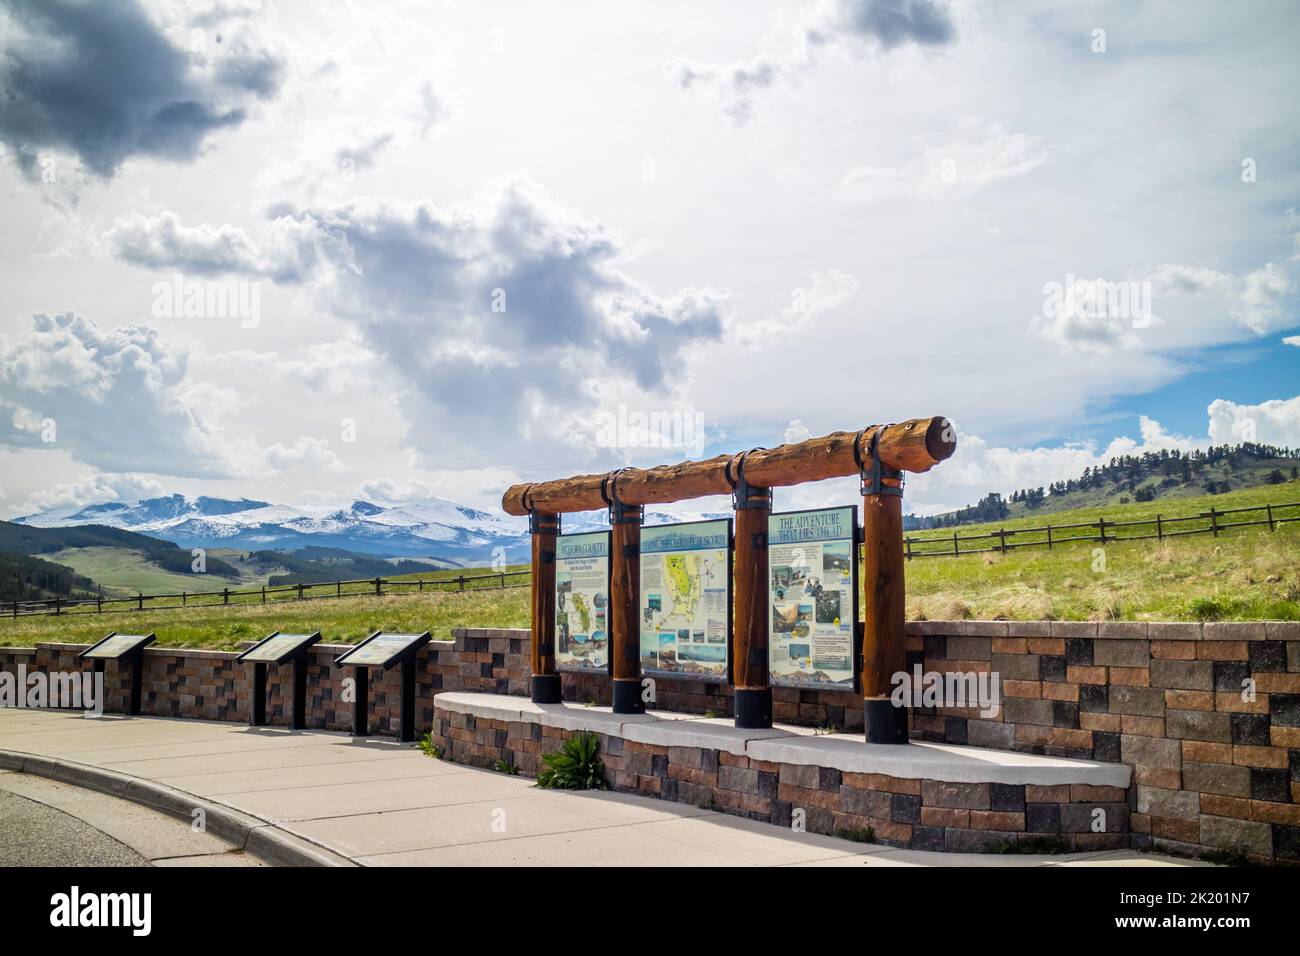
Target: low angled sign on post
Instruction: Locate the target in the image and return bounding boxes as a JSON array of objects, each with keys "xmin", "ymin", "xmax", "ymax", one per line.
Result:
[
  {"xmin": 78, "ymin": 632, "xmax": 156, "ymax": 716},
  {"xmin": 767, "ymin": 506, "xmax": 859, "ymax": 690},
  {"xmin": 638, "ymin": 519, "xmax": 732, "ymax": 683},
  {"xmin": 335, "ymin": 631, "xmax": 431, "ymax": 742},
  {"xmin": 236, "ymin": 631, "xmax": 321, "ymax": 729}
]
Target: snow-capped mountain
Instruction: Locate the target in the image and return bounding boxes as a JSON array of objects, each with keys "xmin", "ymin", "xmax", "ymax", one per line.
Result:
[{"xmin": 12, "ymin": 493, "xmax": 731, "ymax": 565}]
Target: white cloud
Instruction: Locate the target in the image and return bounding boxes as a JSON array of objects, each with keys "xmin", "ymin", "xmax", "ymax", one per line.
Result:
[
  {"xmin": 838, "ymin": 123, "xmax": 1044, "ymax": 204},
  {"xmin": 669, "ymin": 0, "xmax": 958, "ymax": 125},
  {"xmin": 11, "ymin": 472, "xmax": 164, "ymax": 516},
  {"xmin": 1207, "ymin": 396, "xmax": 1300, "ymax": 447},
  {"xmin": 0, "ymin": 311, "xmax": 257, "ymax": 477},
  {"xmin": 261, "ymin": 436, "xmax": 344, "ymax": 472}
]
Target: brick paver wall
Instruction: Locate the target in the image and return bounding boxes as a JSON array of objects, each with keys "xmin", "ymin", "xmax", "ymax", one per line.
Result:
[{"xmin": 3, "ymin": 620, "xmax": 1298, "ymax": 862}]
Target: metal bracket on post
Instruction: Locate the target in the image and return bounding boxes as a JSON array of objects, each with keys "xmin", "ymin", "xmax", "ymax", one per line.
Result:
[
  {"xmin": 603, "ymin": 470, "xmax": 643, "ymax": 528},
  {"xmin": 857, "ymin": 428, "xmax": 904, "ymax": 498},
  {"xmin": 728, "ymin": 449, "xmax": 773, "ymax": 511}
]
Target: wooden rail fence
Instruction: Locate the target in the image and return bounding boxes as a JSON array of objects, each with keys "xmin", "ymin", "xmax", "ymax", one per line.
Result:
[
  {"xmin": 903, "ymin": 500, "xmax": 1300, "ymax": 558},
  {"xmin": 2, "ymin": 569, "xmax": 530, "ymax": 620}
]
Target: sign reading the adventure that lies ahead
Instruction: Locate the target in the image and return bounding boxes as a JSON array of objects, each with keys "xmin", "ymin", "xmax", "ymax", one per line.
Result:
[
  {"xmin": 555, "ymin": 531, "xmax": 611, "ymax": 673},
  {"xmin": 767, "ymin": 506, "xmax": 858, "ymax": 690},
  {"xmin": 639, "ymin": 519, "xmax": 731, "ymax": 683}
]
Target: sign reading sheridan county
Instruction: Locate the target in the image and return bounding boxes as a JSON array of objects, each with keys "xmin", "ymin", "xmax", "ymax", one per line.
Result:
[
  {"xmin": 639, "ymin": 519, "xmax": 732, "ymax": 683},
  {"xmin": 767, "ymin": 506, "xmax": 858, "ymax": 689},
  {"xmin": 555, "ymin": 531, "xmax": 611, "ymax": 673}
]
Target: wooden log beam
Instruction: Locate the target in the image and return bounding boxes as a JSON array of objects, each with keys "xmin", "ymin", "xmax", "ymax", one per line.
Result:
[
  {"xmin": 528, "ymin": 513, "xmax": 562, "ymax": 703},
  {"xmin": 502, "ymin": 417, "xmax": 954, "ymax": 515}
]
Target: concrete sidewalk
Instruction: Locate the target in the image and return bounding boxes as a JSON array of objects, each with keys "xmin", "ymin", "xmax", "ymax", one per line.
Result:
[{"xmin": 0, "ymin": 709, "xmax": 1205, "ymax": 867}]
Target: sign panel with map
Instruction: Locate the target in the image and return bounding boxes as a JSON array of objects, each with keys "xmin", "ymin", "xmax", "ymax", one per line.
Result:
[
  {"xmin": 555, "ymin": 531, "xmax": 611, "ymax": 673},
  {"xmin": 638, "ymin": 519, "xmax": 732, "ymax": 683},
  {"xmin": 334, "ymin": 631, "xmax": 431, "ymax": 669},
  {"xmin": 237, "ymin": 631, "xmax": 321, "ymax": 665},
  {"xmin": 767, "ymin": 506, "xmax": 858, "ymax": 690}
]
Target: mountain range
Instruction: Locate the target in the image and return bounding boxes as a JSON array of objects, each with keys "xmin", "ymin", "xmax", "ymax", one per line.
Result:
[{"xmin": 13, "ymin": 493, "xmax": 727, "ymax": 565}]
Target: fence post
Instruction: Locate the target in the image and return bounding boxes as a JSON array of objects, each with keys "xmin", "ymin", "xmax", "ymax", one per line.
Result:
[
  {"xmin": 459, "ymin": 575, "xmax": 465, "ymax": 592},
  {"xmin": 138, "ymin": 593, "xmax": 144, "ymax": 611},
  {"xmin": 261, "ymin": 586, "xmax": 266, "ymax": 604},
  {"xmin": 500, "ymin": 571, "xmax": 506, "ymax": 589},
  {"xmin": 419, "ymin": 579, "xmax": 424, "ymax": 592},
  {"xmin": 223, "ymin": 588, "xmax": 230, "ymax": 605},
  {"xmin": 997, "ymin": 529, "xmax": 1007, "ymax": 552},
  {"xmin": 1156, "ymin": 515, "xmax": 1163, "ymax": 540},
  {"xmin": 97, "ymin": 595, "xmax": 102, "ymax": 614},
  {"xmin": 298, "ymin": 583, "xmax": 304, "ymax": 601},
  {"xmin": 1266, "ymin": 504, "xmax": 1274, "ymax": 531},
  {"xmin": 1046, "ymin": 525, "xmax": 1053, "ymax": 550},
  {"xmin": 337, "ymin": 581, "xmax": 341, "ymax": 598},
  {"xmin": 953, "ymin": 531, "xmax": 959, "ymax": 556},
  {"xmin": 55, "ymin": 597, "xmax": 61, "ymax": 616},
  {"xmin": 1209, "ymin": 508, "xmax": 1219, "ymax": 537},
  {"xmin": 1098, "ymin": 519, "xmax": 1107, "ymax": 544},
  {"xmin": 375, "ymin": 577, "xmax": 382, "ymax": 596},
  {"xmin": 182, "ymin": 591, "xmax": 187, "ymax": 607}
]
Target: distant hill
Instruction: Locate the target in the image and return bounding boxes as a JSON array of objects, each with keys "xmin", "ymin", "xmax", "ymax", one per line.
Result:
[
  {"xmin": 244, "ymin": 546, "xmax": 452, "ymax": 586},
  {"xmin": 0, "ymin": 521, "xmax": 242, "ymax": 579},
  {"xmin": 906, "ymin": 442, "xmax": 1300, "ymax": 531},
  {"xmin": 0, "ymin": 551, "xmax": 96, "ymax": 602}
]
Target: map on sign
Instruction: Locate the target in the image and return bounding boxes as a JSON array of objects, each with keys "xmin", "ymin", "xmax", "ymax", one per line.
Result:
[
  {"xmin": 335, "ymin": 632, "xmax": 430, "ymax": 668},
  {"xmin": 555, "ymin": 531, "xmax": 610, "ymax": 673},
  {"xmin": 768, "ymin": 506, "xmax": 858, "ymax": 690},
  {"xmin": 639, "ymin": 519, "xmax": 731, "ymax": 683},
  {"xmin": 81, "ymin": 633, "xmax": 155, "ymax": 660},
  {"xmin": 237, "ymin": 632, "xmax": 320, "ymax": 664}
]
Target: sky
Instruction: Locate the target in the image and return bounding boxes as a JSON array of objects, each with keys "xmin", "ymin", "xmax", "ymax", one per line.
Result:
[{"xmin": 0, "ymin": 0, "xmax": 1297, "ymax": 521}]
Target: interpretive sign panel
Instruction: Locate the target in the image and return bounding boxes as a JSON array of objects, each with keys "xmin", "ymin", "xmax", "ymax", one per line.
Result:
[
  {"xmin": 767, "ymin": 506, "xmax": 858, "ymax": 689},
  {"xmin": 236, "ymin": 631, "xmax": 321, "ymax": 665},
  {"xmin": 79, "ymin": 633, "xmax": 156, "ymax": 660},
  {"xmin": 335, "ymin": 631, "xmax": 431, "ymax": 669},
  {"xmin": 638, "ymin": 519, "xmax": 731, "ymax": 682},
  {"xmin": 555, "ymin": 531, "xmax": 611, "ymax": 673}
]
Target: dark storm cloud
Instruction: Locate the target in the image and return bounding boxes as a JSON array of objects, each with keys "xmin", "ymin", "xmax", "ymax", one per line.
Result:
[{"xmin": 0, "ymin": 0, "xmax": 284, "ymax": 178}]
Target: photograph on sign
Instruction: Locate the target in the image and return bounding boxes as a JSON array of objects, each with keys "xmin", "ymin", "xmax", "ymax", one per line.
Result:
[
  {"xmin": 336, "ymin": 632, "xmax": 429, "ymax": 668},
  {"xmin": 767, "ymin": 506, "xmax": 858, "ymax": 689},
  {"xmin": 80, "ymin": 633, "xmax": 156, "ymax": 660},
  {"xmin": 237, "ymin": 632, "xmax": 321, "ymax": 664},
  {"xmin": 554, "ymin": 531, "xmax": 610, "ymax": 673},
  {"xmin": 638, "ymin": 519, "xmax": 731, "ymax": 683}
]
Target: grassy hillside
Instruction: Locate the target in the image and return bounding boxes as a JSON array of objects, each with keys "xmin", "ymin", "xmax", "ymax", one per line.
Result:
[
  {"xmin": 0, "ymin": 521, "xmax": 241, "ymax": 579},
  {"xmin": 0, "ymin": 485, "xmax": 1294, "ymax": 649},
  {"xmin": 0, "ymin": 552, "xmax": 96, "ymax": 602}
]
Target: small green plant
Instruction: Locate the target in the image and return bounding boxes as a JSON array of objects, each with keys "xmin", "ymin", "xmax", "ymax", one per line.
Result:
[
  {"xmin": 1189, "ymin": 596, "xmax": 1228, "ymax": 621},
  {"xmin": 980, "ymin": 835, "xmax": 1070, "ymax": 855},
  {"xmin": 702, "ymin": 709, "xmax": 722, "ymax": 719},
  {"xmin": 835, "ymin": 826, "xmax": 875, "ymax": 843},
  {"xmin": 493, "ymin": 757, "xmax": 520, "ymax": 775},
  {"xmin": 536, "ymin": 731, "xmax": 607, "ymax": 790},
  {"xmin": 418, "ymin": 731, "xmax": 444, "ymax": 760}
]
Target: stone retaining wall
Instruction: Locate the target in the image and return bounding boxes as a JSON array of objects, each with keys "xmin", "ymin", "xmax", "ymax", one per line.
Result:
[
  {"xmin": 4, "ymin": 620, "xmax": 1298, "ymax": 862},
  {"xmin": 431, "ymin": 705, "xmax": 1130, "ymax": 854}
]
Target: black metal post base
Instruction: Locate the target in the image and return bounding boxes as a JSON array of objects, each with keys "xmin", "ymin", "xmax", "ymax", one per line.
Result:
[
  {"xmin": 531, "ymin": 673, "xmax": 562, "ymax": 704},
  {"xmin": 250, "ymin": 662, "xmax": 267, "ymax": 726},
  {"xmin": 863, "ymin": 698, "xmax": 908, "ymax": 744},
  {"xmin": 611, "ymin": 678, "xmax": 646, "ymax": 715},
  {"xmin": 734, "ymin": 687, "xmax": 772, "ymax": 729},
  {"xmin": 352, "ymin": 666, "xmax": 369, "ymax": 738}
]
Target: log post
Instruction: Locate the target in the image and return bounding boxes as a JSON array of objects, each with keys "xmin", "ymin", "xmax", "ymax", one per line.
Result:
[
  {"xmin": 861, "ymin": 435, "xmax": 908, "ymax": 744},
  {"xmin": 608, "ymin": 491, "xmax": 644, "ymax": 715},
  {"xmin": 732, "ymin": 473, "xmax": 773, "ymax": 729},
  {"xmin": 529, "ymin": 511, "xmax": 562, "ymax": 703}
]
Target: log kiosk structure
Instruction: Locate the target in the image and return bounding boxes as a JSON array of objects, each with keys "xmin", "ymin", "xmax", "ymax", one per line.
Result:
[{"xmin": 502, "ymin": 416, "xmax": 955, "ymax": 744}]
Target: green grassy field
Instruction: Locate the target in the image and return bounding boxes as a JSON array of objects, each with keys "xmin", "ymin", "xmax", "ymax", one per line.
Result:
[
  {"xmin": 49, "ymin": 547, "xmax": 270, "ymax": 598},
  {"xmin": 2, "ymin": 485, "xmax": 1295, "ymax": 649}
]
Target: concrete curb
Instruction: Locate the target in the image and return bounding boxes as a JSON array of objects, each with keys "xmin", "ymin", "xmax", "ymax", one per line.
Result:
[{"xmin": 0, "ymin": 748, "xmax": 356, "ymax": 867}]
